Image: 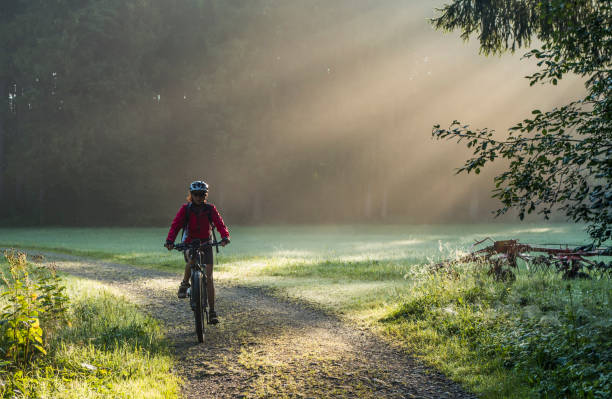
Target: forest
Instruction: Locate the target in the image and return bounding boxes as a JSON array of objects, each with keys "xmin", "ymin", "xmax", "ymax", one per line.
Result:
[{"xmin": 0, "ymin": 0, "xmax": 584, "ymax": 226}]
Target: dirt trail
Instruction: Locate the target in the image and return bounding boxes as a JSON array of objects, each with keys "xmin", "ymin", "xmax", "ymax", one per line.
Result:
[{"xmin": 32, "ymin": 251, "xmax": 476, "ymax": 399}]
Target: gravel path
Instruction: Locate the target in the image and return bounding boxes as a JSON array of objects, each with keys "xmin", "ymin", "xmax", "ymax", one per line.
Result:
[{"xmin": 32, "ymin": 251, "xmax": 476, "ymax": 399}]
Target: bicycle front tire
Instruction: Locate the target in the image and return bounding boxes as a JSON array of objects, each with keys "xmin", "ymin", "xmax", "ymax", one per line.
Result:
[{"xmin": 192, "ymin": 270, "xmax": 205, "ymax": 343}]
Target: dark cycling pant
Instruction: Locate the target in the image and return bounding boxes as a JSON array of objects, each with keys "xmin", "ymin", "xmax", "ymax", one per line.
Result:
[{"xmin": 183, "ymin": 245, "xmax": 214, "ymax": 265}]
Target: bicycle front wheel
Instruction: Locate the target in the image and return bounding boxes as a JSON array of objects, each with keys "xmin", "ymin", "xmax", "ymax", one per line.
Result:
[{"xmin": 192, "ymin": 270, "xmax": 205, "ymax": 343}]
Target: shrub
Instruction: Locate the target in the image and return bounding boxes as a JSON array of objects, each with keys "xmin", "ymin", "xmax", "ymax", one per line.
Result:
[
  {"xmin": 382, "ymin": 263, "xmax": 612, "ymax": 398},
  {"xmin": 0, "ymin": 250, "xmax": 69, "ymax": 396}
]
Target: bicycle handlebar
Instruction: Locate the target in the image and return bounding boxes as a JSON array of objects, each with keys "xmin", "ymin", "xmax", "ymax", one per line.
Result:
[{"xmin": 172, "ymin": 241, "xmax": 222, "ymax": 251}]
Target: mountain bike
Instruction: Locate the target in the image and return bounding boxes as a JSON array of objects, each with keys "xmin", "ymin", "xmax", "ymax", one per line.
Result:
[{"xmin": 172, "ymin": 240, "xmax": 221, "ymax": 343}]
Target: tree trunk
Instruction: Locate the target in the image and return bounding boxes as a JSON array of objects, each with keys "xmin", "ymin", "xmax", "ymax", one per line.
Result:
[
  {"xmin": 251, "ymin": 190, "xmax": 261, "ymax": 222},
  {"xmin": 39, "ymin": 184, "xmax": 44, "ymax": 225},
  {"xmin": 38, "ymin": 126, "xmax": 44, "ymax": 225},
  {"xmin": 364, "ymin": 184, "xmax": 372, "ymax": 218},
  {"xmin": 381, "ymin": 185, "xmax": 388, "ymax": 220}
]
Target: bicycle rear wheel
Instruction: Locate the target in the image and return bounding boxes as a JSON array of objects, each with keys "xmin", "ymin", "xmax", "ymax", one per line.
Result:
[{"xmin": 192, "ymin": 270, "xmax": 206, "ymax": 343}]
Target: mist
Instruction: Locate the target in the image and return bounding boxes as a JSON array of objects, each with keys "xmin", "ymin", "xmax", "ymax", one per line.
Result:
[{"xmin": 0, "ymin": 0, "xmax": 584, "ymax": 226}]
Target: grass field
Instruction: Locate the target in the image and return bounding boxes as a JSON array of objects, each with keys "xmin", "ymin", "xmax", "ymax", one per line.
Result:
[
  {"xmin": 1, "ymin": 223, "xmax": 610, "ymax": 398},
  {"xmin": 0, "ymin": 255, "xmax": 180, "ymax": 398},
  {"xmin": 0, "ymin": 223, "xmax": 593, "ymax": 265}
]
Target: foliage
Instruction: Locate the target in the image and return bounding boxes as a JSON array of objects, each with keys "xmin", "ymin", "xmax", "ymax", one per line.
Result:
[
  {"xmin": 489, "ymin": 282, "xmax": 612, "ymax": 398},
  {"xmin": 382, "ymin": 265, "xmax": 612, "ymax": 398},
  {"xmin": 0, "ymin": 250, "xmax": 69, "ymax": 396},
  {"xmin": 0, "ymin": 251, "xmax": 45, "ymax": 366},
  {"xmin": 0, "ymin": 254, "xmax": 178, "ymax": 398},
  {"xmin": 498, "ymin": 309, "xmax": 612, "ymax": 397},
  {"xmin": 0, "ymin": 251, "xmax": 68, "ymax": 365},
  {"xmin": 431, "ymin": 0, "xmax": 612, "ymax": 244}
]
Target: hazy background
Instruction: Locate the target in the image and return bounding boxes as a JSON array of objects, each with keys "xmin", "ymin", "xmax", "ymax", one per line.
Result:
[{"xmin": 0, "ymin": 0, "xmax": 584, "ymax": 226}]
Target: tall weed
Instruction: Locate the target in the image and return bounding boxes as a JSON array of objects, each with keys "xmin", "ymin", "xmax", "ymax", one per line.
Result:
[
  {"xmin": 0, "ymin": 250, "xmax": 69, "ymax": 396},
  {"xmin": 0, "ymin": 251, "xmax": 68, "ymax": 364}
]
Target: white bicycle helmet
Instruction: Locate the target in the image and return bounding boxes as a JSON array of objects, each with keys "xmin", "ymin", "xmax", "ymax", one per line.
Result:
[{"xmin": 189, "ymin": 180, "xmax": 208, "ymax": 193}]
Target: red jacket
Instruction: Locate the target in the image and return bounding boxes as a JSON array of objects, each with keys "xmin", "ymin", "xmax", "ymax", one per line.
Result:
[{"xmin": 166, "ymin": 202, "xmax": 230, "ymax": 243}]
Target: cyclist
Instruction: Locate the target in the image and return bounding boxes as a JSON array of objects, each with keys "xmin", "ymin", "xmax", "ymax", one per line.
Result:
[{"xmin": 164, "ymin": 180, "xmax": 230, "ymax": 324}]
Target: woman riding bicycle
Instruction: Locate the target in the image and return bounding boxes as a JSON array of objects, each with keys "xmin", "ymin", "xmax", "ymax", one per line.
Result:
[{"xmin": 164, "ymin": 180, "xmax": 230, "ymax": 324}]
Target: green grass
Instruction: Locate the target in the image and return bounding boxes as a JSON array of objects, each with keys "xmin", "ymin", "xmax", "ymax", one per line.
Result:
[
  {"xmin": 0, "ymin": 223, "xmax": 593, "ymax": 270},
  {"xmin": 1, "ymin": 223, "xmax": 609, "ymax": 398},
  {"xmin": 0, "ymin": 256, "xmax": 180, "ymax": 398},
  {"xmin": 380, "ymin": 267, "xmax": 612, "ymax": 397}
]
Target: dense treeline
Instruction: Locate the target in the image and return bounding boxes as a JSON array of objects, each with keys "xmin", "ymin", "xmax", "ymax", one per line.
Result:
[
  {"xmin": 0, "ymin": 0, "xmax": 413, "ymax": 226},
  {"xmin": 1, "ymin": 0, "xmax": 238, "ymax": 225},
  {"xmin": 0, "ymin": 1, "xmax": 579, "ymax": 226}
]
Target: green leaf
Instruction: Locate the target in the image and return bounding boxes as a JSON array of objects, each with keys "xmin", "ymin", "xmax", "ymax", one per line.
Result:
[{"xmin": 33, "ymin": 344, "xmax": 47, "ymax": 355}]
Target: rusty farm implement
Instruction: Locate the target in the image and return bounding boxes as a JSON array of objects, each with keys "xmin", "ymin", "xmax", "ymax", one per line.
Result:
[{"xmin": 435, "ymin": 238, "xmax": 612, "ymax": 280}]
